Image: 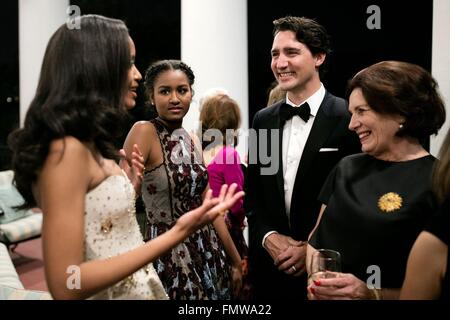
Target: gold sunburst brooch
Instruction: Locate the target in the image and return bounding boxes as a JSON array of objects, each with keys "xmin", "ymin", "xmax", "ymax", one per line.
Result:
[{"xmin": 378, "ymin": 192, "xmax": 403, "ymax": 213}]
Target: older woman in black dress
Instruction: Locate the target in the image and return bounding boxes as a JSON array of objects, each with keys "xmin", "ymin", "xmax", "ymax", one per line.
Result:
[{"xmin": 307, "ymin": 61, "xmax": 446, "ymax": 300}]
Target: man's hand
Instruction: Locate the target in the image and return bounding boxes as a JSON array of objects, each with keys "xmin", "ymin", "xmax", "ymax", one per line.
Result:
[
  {"xmin": 264, "ymin": 233, "xmax": 305, "ymax": 276},
  {"xmin": 274, "ymin": 243, "xmax": 307, "ymax": 277}
]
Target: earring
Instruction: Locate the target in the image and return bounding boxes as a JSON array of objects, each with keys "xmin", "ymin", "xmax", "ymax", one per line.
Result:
[{"xmin": 399, "ymin": 123, "xmax": 404, "ymax": 129}]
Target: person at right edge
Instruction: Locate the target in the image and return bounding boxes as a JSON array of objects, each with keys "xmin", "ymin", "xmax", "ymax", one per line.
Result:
[
  {"xmin": 400, "ymin": 107, "xmax": 450, "ymax": 300},
  {"xmin": 244, "ymin": 16, "xmax": 360, "ymax": 300}
]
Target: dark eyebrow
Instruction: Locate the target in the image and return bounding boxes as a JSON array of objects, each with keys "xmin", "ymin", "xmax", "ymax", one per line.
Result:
[
  {"xmin": 271, "ymin": 47, "xmax": 301, "ymax": 55},
  {"xmin": 351, "ymin": 104, "xmax": 370, "ymax": 113},
  {"xmin": 284, "ymin": 47, "xmax": 301, "ymax": 52}
]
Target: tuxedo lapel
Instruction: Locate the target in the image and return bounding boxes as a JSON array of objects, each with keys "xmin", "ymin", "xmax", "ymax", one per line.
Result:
[
  {"xmin": 292, "ymin": 94, "xmax": 341, "ymax": 197},
  {"xmin": 275, "ymin": 111, "xmax": 285, "ymax": 204},
  {"xmin": 273, "ymin": 102, "xmax": 285, "ymax": 206},
  {"xmin": 266, "ymin": 100, "xmax": 285, "ymax": 207}
]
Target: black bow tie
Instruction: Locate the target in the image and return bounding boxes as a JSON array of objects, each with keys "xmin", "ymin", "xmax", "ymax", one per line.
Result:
[{"xmin": 280, "ymin": 102, "xmax": 311, "ymax": 123}]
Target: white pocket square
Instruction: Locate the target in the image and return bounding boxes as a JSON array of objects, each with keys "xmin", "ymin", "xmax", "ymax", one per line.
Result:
[{"xmin": 319, "ymin": 148, "xmax": 339, "ymax": 152}]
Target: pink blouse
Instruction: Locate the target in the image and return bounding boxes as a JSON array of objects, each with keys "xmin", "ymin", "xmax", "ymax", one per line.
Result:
[{"xmin": 207, "ymin": 146, "xmax": 245, "ymax": 227}]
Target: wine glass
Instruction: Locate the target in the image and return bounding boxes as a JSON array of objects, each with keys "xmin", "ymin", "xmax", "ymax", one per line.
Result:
[{"xmin": 309, "ymin": 249, "xmax": 341, "ymax": 283}]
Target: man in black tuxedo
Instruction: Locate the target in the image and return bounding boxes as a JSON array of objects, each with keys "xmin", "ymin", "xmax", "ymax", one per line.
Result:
[{"xmin": 245, "ymin": 16, "xmax": 361, "ymax": 300}]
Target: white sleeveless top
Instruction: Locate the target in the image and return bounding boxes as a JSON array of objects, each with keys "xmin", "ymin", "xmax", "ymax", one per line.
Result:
[{"xmin": 84, "ymin": 173, "xmax": 168, "ymax": 300}]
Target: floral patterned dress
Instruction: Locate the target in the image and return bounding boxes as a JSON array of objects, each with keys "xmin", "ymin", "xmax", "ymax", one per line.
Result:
[{"xmin": 141, "ymin": 119, "xmax": 231, "ymax": 300}]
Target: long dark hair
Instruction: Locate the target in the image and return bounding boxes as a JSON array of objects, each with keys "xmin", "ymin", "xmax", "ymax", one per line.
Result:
[{"xmin": 8, "ymin": 15, "xmax": 131, "ymax": 208}]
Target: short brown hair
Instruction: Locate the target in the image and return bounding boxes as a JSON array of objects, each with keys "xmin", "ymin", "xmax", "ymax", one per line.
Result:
[
  {"xmin": 347, "ymin": 60, "xmax": 446, "ymax": 140},
  {"xmin": 267, "ymin": 83, "xmax": 286, "ymax": 106},
  {"xmin": 273, "ymin": 16, "xmax": 331, "ymax": 77},
  {"xmin": 199, "ymin": 94, "xmax": 241, "ymax": 147}
]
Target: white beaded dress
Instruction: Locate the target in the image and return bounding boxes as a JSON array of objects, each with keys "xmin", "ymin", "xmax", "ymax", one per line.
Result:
[{"xmin": 84, "ymin": 172, "xmax": 168, "ymax": 300}]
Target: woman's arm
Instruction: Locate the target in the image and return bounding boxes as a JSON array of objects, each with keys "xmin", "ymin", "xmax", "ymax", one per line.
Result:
[
  {"xmin": 203, "ymin": 183, "xmax": 243, "ymax": 296},
  {"xmin": 400, "ymin": 231, "xmax": 447, "ymax": 300},
  {"xmin": 40, "ymin": 137, "xmax": 151, "ymax": 299},
  {"xmin": 123, "ymin": 121, "xmax": 159, "ymax": 169},
  {"xmin": 39, "ymin": 138, "xmax": 244, "ymax": 299},
  {"xmin": 306, "ymin": 204, "xmax": 327, "ymax": 276},
  {"xmin": 212, "ymin": 208, "xmax": 243, "ymax": 295},
  {"xmin": 221, "ymin": 149, "xmax": 245, "ymax": 218},
  {"xmin": 122, "ymin": 121, "xmax": 158, "ymax": 194},
  {"xmin": 308, "ymin": 204, "xmax": 327, "ymax": 242}
]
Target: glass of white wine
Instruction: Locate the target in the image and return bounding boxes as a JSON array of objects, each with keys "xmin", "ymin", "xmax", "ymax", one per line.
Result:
[{"xmin": 309, "ymin": 249, "xmax": 341, "ymax": 283}]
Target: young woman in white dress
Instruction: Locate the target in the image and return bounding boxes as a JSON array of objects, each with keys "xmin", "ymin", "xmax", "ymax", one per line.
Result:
[{"xmin": 8, "ymin": 15, "xmax": 244, "ymax": 300}]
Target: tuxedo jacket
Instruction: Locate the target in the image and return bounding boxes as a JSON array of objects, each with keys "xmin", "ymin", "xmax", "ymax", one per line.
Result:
[{"xmin": 245, "ymin": 92, "xmax": 361, "ymax": 299}]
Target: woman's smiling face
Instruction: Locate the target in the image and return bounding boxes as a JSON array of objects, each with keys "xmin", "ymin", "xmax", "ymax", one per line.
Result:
[{"xmin": 348, "ymin": 88, "xmax": 404, "ymax": 159}]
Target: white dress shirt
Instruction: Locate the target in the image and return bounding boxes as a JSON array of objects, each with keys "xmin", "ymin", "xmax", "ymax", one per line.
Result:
[{"xmin": 262, "ymin": 84, "xmax": 326, "ymax": 247}]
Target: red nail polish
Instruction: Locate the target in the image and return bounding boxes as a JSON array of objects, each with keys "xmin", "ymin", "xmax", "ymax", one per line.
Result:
[
  {"xmin": 313, "ymin": 280, "xmax": 321, "ymax": 286},
  {"xmin": 310, "ymin": 287, "xmax": 316, "ymax": 294}
]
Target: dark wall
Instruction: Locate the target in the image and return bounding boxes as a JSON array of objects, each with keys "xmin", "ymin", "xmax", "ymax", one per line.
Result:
[
  {"xmin": 0, "ymin": 0, "xmax": 19, "ymax": 170},
  {"xmin": 71, "ymin": 0, "xmax": 181, "ymax": 123},
  {"xmin": 0, "ymin": 1, "xmax": 181, "ymax": 169},
  {"xmin": 70, "ymin": 0, "xmax": 181, "ymax": 149},
  {"xmin": 247, "ymin": 0, "xmax": 433, "ymax": 126},
  {"xmin": 0, "ymin": 1, "xmax": 433, "ymax": 170}
]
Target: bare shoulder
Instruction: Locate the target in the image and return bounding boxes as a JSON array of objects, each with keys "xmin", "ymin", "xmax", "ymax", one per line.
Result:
[
  {"xmin": 125, "ymin": 121, "xmax": 159, "ymax": 151},
  {"xmin": 47, "ymin": 136, "xmax": 91, "ymax": 164},
  {"xmin": 129, "ymin": 120, "xmax": 157, "ymax": 137},
  {"xmin": 125, "ymin": 121, "xmax": 159, "ymax": 149},
  {"xmin": 42, "ymin": 137, "xmax": 94, "ymax": 177},
  {"xmin": 36, "ymin": 137, "xmax": 94, "ymax": 206}
]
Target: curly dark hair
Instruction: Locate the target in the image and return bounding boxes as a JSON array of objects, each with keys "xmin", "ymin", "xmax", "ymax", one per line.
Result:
[
  {"xmin": 273, "ymin": 16, "xmax": 332, "ymax": 78},
  {"xmin": 346, "ymin": 60, "xmax": 446, "ymax": 140},
  {"xmin": 143, "ymin": 59, "xmax": 195, "ymax": 106},
  {"xmin": 8, "ymin": 15, "xmax": 131, "ymax": 208}
]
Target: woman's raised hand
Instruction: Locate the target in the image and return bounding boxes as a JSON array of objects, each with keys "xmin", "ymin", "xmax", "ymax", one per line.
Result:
[
  {"xmin": 177, "ymin": 184, "xmax": 245, "ymax": 234},
  {"xmin": 119, "ymin": 144, "xmax": 145, "ymax": 193}
]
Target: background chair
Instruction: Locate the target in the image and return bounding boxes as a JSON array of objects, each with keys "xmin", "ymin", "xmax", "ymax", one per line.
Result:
[
  {"xmin": 0, "ymin": 242, "xmax": 51, "ymax": 299},
  {"xmin": 0, "ymin": 170, "xmax": 42, "ymax": 251}
]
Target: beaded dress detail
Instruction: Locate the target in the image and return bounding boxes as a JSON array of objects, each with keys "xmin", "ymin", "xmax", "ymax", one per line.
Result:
[
  {"xmin": 84, "ymin": 172, "xmax": 168, "ymax": 300},
  {"xmin": 141, "ymin": 119, "xmax": 231, "ymax": 300}
]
